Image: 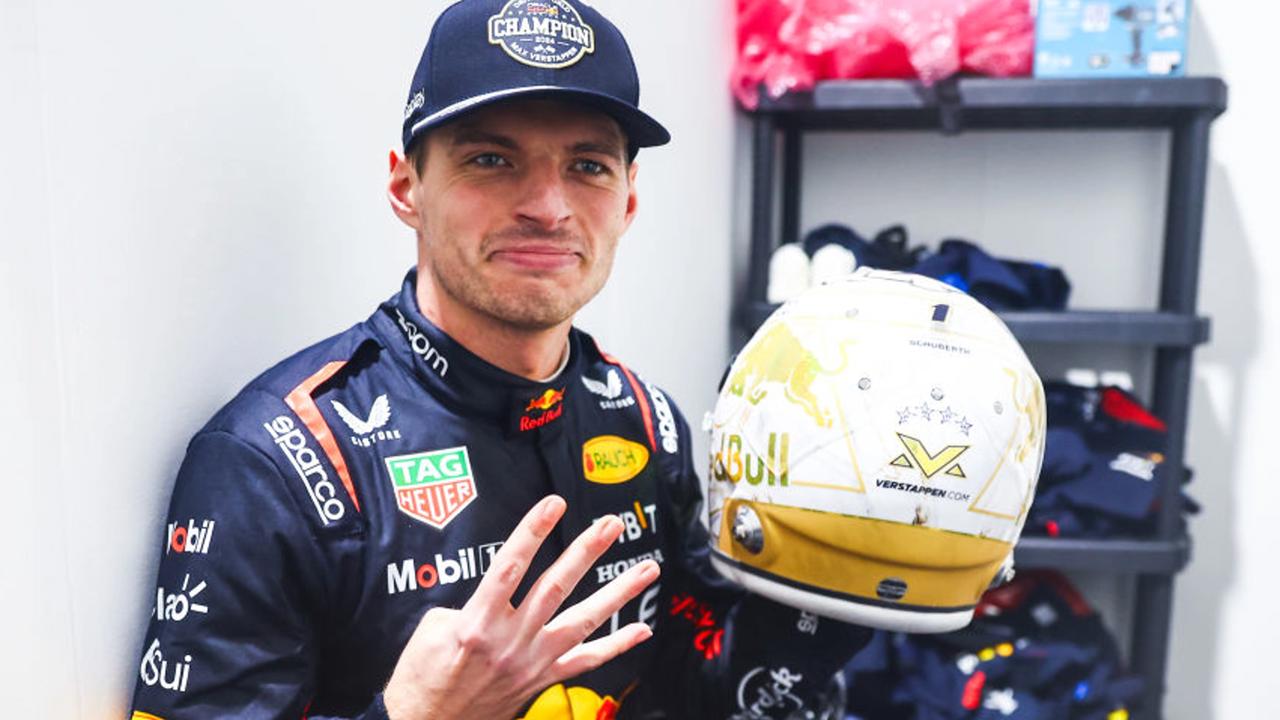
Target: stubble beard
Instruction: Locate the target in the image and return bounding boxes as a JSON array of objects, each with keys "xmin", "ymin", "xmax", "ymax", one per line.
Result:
[{"xmin": 427, "ymin": 244, "xmax": 612, "ymax": 332}]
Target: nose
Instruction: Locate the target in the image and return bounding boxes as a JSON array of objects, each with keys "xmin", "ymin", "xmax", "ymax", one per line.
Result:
[{"xmin": 513, "ymin": 159, "xmax": 572, "ymax": 230}]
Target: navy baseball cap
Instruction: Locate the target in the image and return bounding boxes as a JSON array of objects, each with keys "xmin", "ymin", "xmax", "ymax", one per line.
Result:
[{"xmin": 401, "ymin": 0, "xmax": 671, "ymax": 152}]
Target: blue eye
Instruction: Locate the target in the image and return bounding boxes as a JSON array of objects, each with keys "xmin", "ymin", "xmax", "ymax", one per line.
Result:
[
  {"xmin": 575, "ymin": 159, "xmax": 607, "ymax": 175},
  {"xmin": 471, "ymin": 153, "xmax": 508, "ymax": 168}
]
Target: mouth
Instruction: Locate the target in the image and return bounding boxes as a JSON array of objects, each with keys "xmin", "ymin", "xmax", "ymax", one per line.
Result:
[{"xmin": 489, "ymin": 243, "xmax": 581, "ymax": 272}]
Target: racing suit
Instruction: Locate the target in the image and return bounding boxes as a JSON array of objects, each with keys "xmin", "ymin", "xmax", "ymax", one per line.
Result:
[{"xmin": 130, "ymin": 269, "xmax": 869, "ymax": 719}]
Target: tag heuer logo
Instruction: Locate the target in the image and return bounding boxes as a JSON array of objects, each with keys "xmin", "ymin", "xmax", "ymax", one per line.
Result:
[
  {"xmin": 385, "ymin": 447, "xmax": 477, "ymax": 529},
  {"xmin": 488, "ymin": 0, "xmax": 595, "ymax": 70}
]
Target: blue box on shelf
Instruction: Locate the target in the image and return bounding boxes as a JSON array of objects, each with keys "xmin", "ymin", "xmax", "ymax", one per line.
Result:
[{"xmin": 1034, "ymin": 0, "xmax": 1190, "ymax": 78}]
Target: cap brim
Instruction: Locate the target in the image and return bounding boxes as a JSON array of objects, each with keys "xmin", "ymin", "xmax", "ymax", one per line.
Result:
[{"xmin": 405, "ymin": 85, "xmax": 671, "ymax": 151}]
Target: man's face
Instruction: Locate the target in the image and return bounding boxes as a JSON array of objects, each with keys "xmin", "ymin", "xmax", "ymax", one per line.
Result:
[{"xmin": 402, "ymin": 99, "xmax": 639, "ymax": 331}]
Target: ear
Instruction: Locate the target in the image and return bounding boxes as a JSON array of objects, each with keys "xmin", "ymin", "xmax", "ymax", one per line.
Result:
[
  {"xmin": 621, "ymin": 160, "xmax": 640, "ymax": 231},
  {"xmin": 387, "ymin": 150, "xmax": 421, "ymax": 231}
]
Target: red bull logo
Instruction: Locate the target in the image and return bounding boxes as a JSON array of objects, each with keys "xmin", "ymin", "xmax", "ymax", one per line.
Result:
[
  {"xmin": 520, "ymin": 388, "xmax": 566, "ymax": 432},
  {"xmin": 526, "ymin": 2, "xmax": 559, "ymax": 16},
  {"xmin": 526, "ymin": 388, "xmax": 565, "ymax": 412}
]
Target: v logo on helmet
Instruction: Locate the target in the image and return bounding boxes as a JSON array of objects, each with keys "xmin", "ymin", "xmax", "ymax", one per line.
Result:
[{"xmin": 892, "ymin": 433, "xmax": 969, "ymax": 479}]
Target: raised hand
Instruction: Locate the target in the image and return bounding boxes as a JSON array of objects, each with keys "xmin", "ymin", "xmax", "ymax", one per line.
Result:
[{"xmin": 382, "ymin": 494, "xmax": 660, "ymax": 720}]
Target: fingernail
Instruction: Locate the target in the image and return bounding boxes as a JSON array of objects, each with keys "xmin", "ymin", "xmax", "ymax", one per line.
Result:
[
  {"xmin": 637, "ymin": 560, "xmax": 660, "ymax": 581},
  {"xmin": 597, "ymin": 515, "xmax": 621, "ymax": 538},
  {"xmin": 543, "ymin": 496, "xmax": 564, "ymax": 521}
]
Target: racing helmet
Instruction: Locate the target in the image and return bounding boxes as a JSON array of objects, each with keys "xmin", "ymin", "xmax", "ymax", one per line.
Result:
[{"xmin": 708, "ymin": 268, "xmax": 1046, "ymax": 633}]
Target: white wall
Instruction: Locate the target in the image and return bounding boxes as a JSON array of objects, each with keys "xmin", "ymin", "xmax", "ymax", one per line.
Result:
[
  {"xmin": 0, "ymin": 1, "xmax": 733, "ymax": 716},
  {"xmin": 3, "ymin": 0, "xmax": 1276, "ymax": 717}
]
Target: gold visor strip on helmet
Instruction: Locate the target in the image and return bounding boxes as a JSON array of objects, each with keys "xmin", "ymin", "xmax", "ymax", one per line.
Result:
[{"xmin": 716, "ymin": 499, "xmax": 1012, "ymax": 610}]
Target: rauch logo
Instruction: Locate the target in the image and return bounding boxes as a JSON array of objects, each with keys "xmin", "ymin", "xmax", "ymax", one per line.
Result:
[{"xmin": 582, "ymin": 435, "xmax": 649, "ymax": 485}]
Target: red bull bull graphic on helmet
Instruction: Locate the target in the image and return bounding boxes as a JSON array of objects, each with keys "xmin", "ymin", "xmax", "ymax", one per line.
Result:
[
  {"xmin": 384, "ymin": 446, "xmax": 477, "ymax": 529},
  {"xmin": 725, "ymin": 322, "xmax": 854, "ymax": 430}
]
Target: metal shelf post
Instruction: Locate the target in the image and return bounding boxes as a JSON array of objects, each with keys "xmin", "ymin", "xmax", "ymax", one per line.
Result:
[{"xmin": 1131, "ymin": 107, "xmax": 1217, "ymax": 719}]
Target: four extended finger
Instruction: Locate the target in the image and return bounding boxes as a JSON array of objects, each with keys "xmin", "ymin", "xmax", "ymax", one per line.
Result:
[
  {"xmin": 542, "ymin": 559, "xmax": 660, "ymax": 653},
  {"xmin": 517, "ymin": 514, "xmax": 625, "ymax": 637},
  {"xmin": 464, "ymin": 494, "xmax": 566, "ymax": 616},
  {"xmin": 548, "ymin": 622, "xmax": 654, "ymax": 683}
]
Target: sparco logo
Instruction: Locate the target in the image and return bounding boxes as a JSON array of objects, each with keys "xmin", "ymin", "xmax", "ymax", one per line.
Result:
[
  {"xmin": 387, "ymin": 542, "xmax": 503, "ymax": 595},
  {"xmin": 167, "ymin": 518, "xmax": 214, "ymax": 555},
  {"xmin": 645, "ymin": 383, "xmax": 679, "ymax": 454},
  {"xmin": 264, "ymin": 415, "xmax": 346, "ymax": 524},
  {"xmin": 731, "ymin": 666, "xmax": 805, "ymax": 719},
  {"xmin": 488, "ymin": 0, "xmax": 596, "ymax": 70},
  {"xmin": 139, "ymin": 638, "xmax": 193, "ymax": 694},
  {"xmin": 395, "ymin": 309, "xmax": 449, "ymax": 377}
]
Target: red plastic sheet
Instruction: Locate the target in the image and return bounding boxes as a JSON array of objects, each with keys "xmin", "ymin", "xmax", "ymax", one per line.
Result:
[{"xmin": 732, "ymin": 0, "xmax": 1034, "ymax": 108}]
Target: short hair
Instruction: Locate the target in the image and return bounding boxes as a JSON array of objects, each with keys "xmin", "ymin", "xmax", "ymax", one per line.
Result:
[{"xmin": 406, "ymin": 137, "xmax": 429, "ymax": 176}]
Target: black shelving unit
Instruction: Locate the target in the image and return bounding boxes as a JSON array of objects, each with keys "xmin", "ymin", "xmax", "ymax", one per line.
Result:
[{"xmin": 739, "ymin": 76, "xmax": 1227, "ymax": 719}]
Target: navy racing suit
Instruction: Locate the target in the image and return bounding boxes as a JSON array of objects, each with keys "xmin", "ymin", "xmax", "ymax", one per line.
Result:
[{"xmin": 130, "ymin": 269, "xmax": 869, "ymax": 720}]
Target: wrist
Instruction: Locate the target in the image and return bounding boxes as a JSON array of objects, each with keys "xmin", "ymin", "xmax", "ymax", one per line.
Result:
[{"xmin": 382, "ymin": 681, "xmax": 414, "ymax": 720}]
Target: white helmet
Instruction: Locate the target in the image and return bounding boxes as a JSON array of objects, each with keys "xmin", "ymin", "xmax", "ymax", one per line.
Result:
[{"xmin": 708, "ymin": 269, "xmax": 1045, "ymax": 633}]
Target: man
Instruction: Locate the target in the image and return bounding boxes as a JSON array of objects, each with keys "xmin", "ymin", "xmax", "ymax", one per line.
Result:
[{"xmin": 131, "ymin": 1, "xmax": 868, "ymax": 718}]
